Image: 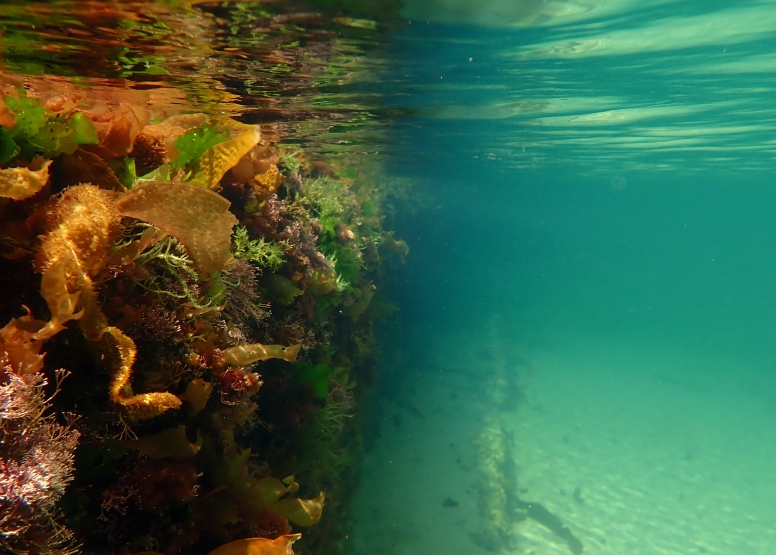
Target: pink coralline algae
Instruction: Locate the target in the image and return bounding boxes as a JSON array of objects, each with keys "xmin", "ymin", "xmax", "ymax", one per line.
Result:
[{"xmin": 1, "ymin": 369, "xmax": 80, "ymax": 555}]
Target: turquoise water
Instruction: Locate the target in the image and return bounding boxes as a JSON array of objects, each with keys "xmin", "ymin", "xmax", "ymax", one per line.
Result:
[{"xmin": 353, "ymin": 2, "xmax": 775, "ymax": 554}]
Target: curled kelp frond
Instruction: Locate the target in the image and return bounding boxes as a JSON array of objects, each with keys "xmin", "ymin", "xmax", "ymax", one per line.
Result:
[
  {"xmin": 138, "ymin": 534, "xmax": 303, "ymax": 555},
  {"xmin": 33, "ymin": 184, "xmax": 182, "ymax": 420},
  {"xmin": 35, "ymin": 184, "xmax": 119, "ymax": 340},
  {"xmin": 102, "ymin": 326, "xmax": 182, "ymax": 421},
  {"xmin": 207, "ymin": 535, "xmax": 302, "ymax": 555}
]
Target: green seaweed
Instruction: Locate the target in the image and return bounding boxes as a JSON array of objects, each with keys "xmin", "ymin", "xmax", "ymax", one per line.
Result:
[
  {"xmin": 0, "ymin": 127, "xmax": 20, "ymax": 164},
  {"xmin": 5, "ymin": 94, "xmax": 45, "ymax": 138},
  {"xmin": 301, "ymin": 176, "xmax": 352, "ymax": 235},
  {"xmin": 232, "ymin": 226, "xmax": 285, "ymax": 270},
  {"xmin": 278, "ymin": 148, "xmax": 303, "ymax": 173},
  {"xmin": 2, "ymin": 94, "xmax": 98, "ymax": 162},
  {"xmin": 292, "ymin": 362, "xmax": 334, "ymax": 399},
  {"xmin": 128, "ymin": 234, "xmax": 225, "ymax": 310},
  {"xmin": 321, "ymin": 239, "xmax": 361, "ymax": 285},
  {"xmin": 171, "ymin": 125, "xmax": 229, "ymax": 170},
  {"xmin": 108, "ymin": 156, "xmax": 138, "ymax": 188},
  {"xmin": 262, "ymin": 274, "xmax": 303, "ymax": 305}
]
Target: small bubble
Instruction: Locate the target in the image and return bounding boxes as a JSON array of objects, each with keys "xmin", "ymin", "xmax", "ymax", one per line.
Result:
[{"xmin": 611, "ymin": 175, "xmax": 627, "ymax": 190}]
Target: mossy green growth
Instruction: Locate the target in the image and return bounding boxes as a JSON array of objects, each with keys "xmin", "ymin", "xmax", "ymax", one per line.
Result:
[
  {"xmin": 128, "ymin": 234, "xmax": 224, "ymax": 310},
  {"xmin": 279, "ymin": 148, "xmax": 303, "ymax": 174},
  {"xmin": 301, "ymin": 176, "xmax": 352, "ymax": 236},
  {"xmin": 1, "ymin": 93, "xmax": 98, "ymax": 163},
  {"xmin": 360, "ymin": 199, "xmax": 376, "ymax": 217},
  {"xmin": 321, "ymin": 239, "xmax": 361, "ymax": 285},
  {"xmin": 292, "ymin": 362, "xmax": 334, "ymax": 399},
  {"xmin": 232, "ymin": 226, "xmax": 285, "ymax": 270},
  {"xmin": 171, "ymin": 125, "xmax": 229, "ymax": 170},
  {"xmin": 262, "ymin": 274, "xmax": 303, "ymax": 305}
]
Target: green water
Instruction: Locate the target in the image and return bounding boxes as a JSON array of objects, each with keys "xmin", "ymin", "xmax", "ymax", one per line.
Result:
[{"xmin": 352, "ymin": 1, "xmax": 775, "ymax": 554}]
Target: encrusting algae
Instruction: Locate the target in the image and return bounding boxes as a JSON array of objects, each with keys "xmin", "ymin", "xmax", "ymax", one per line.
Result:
[{"xmin": 0, "ymin": 49, "xmax": 408, "ymax": 554}]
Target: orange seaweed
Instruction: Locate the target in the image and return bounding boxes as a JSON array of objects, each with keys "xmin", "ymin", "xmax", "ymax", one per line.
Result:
[
  {"xmin": 33, "ymin": 183, "xmax": 181, "ymax": 419},
  {"xmin": 0, "ymin": 310, "xmax": 48, "ymax": 377},
  {"xmin": 87, "ymin": 102, "xmax": 148, "ymax": 158},
  {"xmin": 250, "ymin": 164, "xmax": 285, "ymax": 199},
  {"xmin": 115, "ymin": 180, "xmax": 238, "ymax": 274},
  {"xmin": 208, "ymin": 535, "xmax": 302, "ymax": 555},
  {"xmin": 0, "ymin": 157, "xmax": 52, "ymax": 200},
  {"xmin": 133, "ymin": 534, "xmax": 302, "ymax": 555},
  {"xmin": 215, "ymin": 343, "xmax": 300, "ymax": 368},
  {"xmin": 102, "ymin": 326, "xmax": 182, "ymax": 420},
  {"xmin": 189, "ymin": 125, "xmax": 261, "ymax": 189}
]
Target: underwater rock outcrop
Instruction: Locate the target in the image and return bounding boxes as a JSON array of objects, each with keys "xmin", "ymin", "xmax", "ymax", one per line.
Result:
[
  {"xmin": 471, "ymin": 320, "xmax": 583, "ymax": 555},
  {"xmin": 0, "ymin": 68, "xmax": 406, "ymax": 554}
]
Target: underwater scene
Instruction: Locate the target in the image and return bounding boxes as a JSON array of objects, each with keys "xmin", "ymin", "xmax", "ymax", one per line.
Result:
[{"xmin": 0, "ymin": 1, "xmax": 774, "ymax": 555}]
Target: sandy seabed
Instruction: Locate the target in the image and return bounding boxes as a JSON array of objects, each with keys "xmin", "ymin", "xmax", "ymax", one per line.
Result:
[{"xmin": 351, "ymin": 316, "xmax": 776, "ymax": 555}]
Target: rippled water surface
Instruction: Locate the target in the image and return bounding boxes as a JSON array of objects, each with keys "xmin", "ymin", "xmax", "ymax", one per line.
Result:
[
  {"xmin": 0, "ymin": 0, "xmax": 396, "ymax": 162},
  {"xmin": 388, "ymin": 0, "xmax": 775, "ymax": 175}
]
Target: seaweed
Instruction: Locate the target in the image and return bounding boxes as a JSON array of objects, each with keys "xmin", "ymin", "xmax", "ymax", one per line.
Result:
[
  {"xmin": 171, "ymin": 125, "xmax": 229, "ymax": 170},
  {"xmin": 0, "ymin": 156, "xmax": 52, "ymax": 199},
  {"xmin": 232, "ymin": 226, "xmax": 285, "ymax": 271},
  {"xmin": 291, "ymin": 362, "xmax": 334, "ymax": 399},
  {"xmin": 2, "ymin": 93, "xmax": 98, "ymax": 162},
  {"xmin": 115, "ymin": 180, "xmax": 238, "ymax": 274},
  {"xmin": 1, "ymin": 319, "xmax": 80, "ymax": 555},
  {"xmin": 0, "ymin": 64, "xmax": 405, "ymax": 554}
]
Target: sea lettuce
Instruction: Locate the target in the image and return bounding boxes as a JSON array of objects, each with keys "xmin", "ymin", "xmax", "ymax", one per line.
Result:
[
  {"xmin": 171, "ymin": 125, "xmax": 229, "ymax": 170},
  {"xmin": 1, "ymin": 94, "xmax": 98, "ymax": 163}
]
